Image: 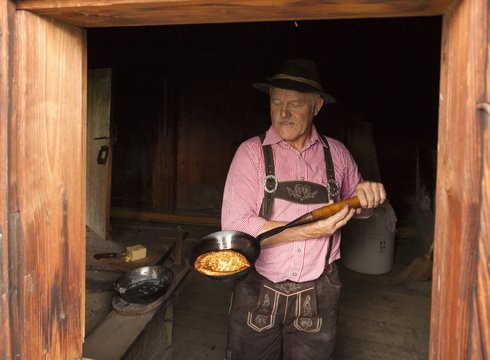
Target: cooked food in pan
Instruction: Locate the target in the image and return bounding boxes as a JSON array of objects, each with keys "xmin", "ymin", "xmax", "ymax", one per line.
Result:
[{"xmin": 194, "ymin": 250, "xmax": 250, "ymax": 276}]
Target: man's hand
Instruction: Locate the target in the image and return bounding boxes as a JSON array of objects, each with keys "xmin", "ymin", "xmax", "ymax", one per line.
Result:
[
  {"xmin": 355, "ymin": 181, "xmax": 386, "ymax": 213},
  {"xmin": 259, "ymin": 184, "xmax": 386, "ymax": 248},
  {"xmin": 305, "ymin": 204, "xmax": 356, "ymax": 237},
  {"xmin": 259, "ymin": 204, "xmax": 356, "ymax": 248}
]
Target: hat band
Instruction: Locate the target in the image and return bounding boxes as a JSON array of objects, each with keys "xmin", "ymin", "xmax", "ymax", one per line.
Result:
[{"xmin": 271, "ymin": 73, "xmax": 323, "ymax": 91}]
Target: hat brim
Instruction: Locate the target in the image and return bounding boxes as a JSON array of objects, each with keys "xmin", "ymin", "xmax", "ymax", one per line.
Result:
[{"xmin": 252, "ymin": 82, "xmax": 337, "ymax": 104}]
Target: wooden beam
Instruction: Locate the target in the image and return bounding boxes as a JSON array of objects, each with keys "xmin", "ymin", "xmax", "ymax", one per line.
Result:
[
  {"xmin": 10, "ymin": 10, "xmax": 86, "ymax": 358},
  {"xmin": 15, "ymin": 0, "xmax": 454, "ymax": 28},
  {"xmin": 431, "ymin": 0, "xmax": 489, "ymax": 357},
  {"xmin": 111, "ymin": 208, "xmax": 220, "ymax": 227},
  {"xmin": 0, "ymin": 1, "xmax": 16, "ymax": 358}
]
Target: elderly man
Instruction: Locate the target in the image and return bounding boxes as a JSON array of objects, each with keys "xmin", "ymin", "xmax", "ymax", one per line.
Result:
[{"xmin": 221, "ymin": 59, "xmax": 386, "ymax": 360}]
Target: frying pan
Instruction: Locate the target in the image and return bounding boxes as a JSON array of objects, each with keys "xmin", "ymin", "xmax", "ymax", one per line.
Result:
[
  {"xmin": 114, "ymin": 232, "xmax": 189, "ymax": 304},
  {"xmin": 190, "ymin": 196, "xmax": 361, "ymax": 280}
]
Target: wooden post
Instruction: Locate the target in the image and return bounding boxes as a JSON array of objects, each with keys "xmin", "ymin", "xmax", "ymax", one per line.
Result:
[
  {"xmin": 8, "ymin": 10, "xmax": 86, "ymax": 359},
  {"xmin": 0, "ymin": 1, "xmax": 16, "ymax": 358},
  {"xmin": 431, "ymin": 0, "xmax": 490, "ymax": 357}
]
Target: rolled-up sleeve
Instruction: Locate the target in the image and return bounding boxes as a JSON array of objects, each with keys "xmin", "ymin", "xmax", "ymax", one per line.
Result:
[
  {"xmin": 221, "ymin": 138, "xmax": 267, "ymax": 236},
  {"xmin": 332, "ymin": 139, "xmax": 372, "ymax": 219}
]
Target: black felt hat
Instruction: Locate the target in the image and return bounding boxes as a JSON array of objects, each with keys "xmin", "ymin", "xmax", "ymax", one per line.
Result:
[{"xmin": 252, "ymin": 59, "xmax": 336, "ymax": 103}]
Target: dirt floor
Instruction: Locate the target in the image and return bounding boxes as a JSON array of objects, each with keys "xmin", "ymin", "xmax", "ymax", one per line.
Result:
[{"xmin": 171, "ymin": 257, "xmax": 431, "ymax": 360}]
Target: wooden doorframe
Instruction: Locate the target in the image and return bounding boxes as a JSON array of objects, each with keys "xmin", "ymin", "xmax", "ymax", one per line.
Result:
[
  {"xmin": 431, "ymin": 0, "xmax": 489, "ymax": 358},
  {"xmin": 14, "ymin": 0, "xmax": 454, "ymax": 28},
  {"xmin": 3, "ymin": 0, "xmax": 488, "ymax": 359},
  {"xmin": 2, "ymin": 3, "xmax": 87, "ymax": 359},
  {"xmin": 0, "ymin": 1, "xmax": 15, "ymax": 356}
]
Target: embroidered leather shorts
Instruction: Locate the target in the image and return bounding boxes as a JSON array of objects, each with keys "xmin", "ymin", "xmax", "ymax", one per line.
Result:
[{"xmin": 225, "ymin": 263, "xmax": 341, "ymax": 360}]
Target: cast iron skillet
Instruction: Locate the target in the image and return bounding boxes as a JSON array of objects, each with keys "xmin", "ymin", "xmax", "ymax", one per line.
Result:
[
  {"xmin": 114, "ymin": 232, "xmax": 189, "ymax": 304},
  {"xmin": 190, "ymin": 197, "xmax": 361, "ymax": 280}
]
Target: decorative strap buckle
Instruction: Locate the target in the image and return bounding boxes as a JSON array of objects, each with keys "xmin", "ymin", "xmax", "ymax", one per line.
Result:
[
  {"xmin": 264, "ymin": 174, "xmax": 278, "ymax": 194},
  {"xmin": 327, "ymin": 179, "xmax": 340, "ymax": 199}
]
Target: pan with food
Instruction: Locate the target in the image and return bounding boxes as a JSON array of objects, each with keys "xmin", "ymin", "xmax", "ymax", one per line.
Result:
[{"xmin": 190, "ymin": 196, "xmax": 361, "ymax": 280}]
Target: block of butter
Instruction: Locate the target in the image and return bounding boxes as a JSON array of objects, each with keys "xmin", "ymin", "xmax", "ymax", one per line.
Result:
[{"xmin": 124, "ymin": 244, "xmax": 147, "ymax": 262}]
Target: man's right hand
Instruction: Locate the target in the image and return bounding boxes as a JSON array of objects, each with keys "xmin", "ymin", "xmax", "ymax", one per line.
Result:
[{"xmin": 259, "ymin": 205, "xmax": 355, "ymax": 248}]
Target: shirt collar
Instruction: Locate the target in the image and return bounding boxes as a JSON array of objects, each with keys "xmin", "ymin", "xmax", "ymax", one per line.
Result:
[{"xmin": 263, "ymin": 125, "xmax": 326, "ymax": 150}]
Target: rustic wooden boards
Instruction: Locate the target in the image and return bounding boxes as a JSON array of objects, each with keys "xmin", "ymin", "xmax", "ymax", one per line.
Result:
[
  {"xmin": 432, "ymin": 0, "xmax": 490, "ymax": 358},
  {"xmin": 9, "ymin": 10, "xmax": 86, "ymax": 359},
  {"xmin": 15, "ymin": 0, "xmax": 453, "ymax": 28},
  {"xmin": 2, "ymin": 0, "xmax": 489, "ymax": 359},
  {"xmin": 111, "ymin": 208, "xmax": 220, "ymax": 227},
  {"xmin": 476, "ymin": 99, "xmax": 490, "ymax": 356},
  {"xmin": 86, "ymin": 68, "xmax": 113, "ymax": 240},
  {"xmin": 0, "ymin": 1, "xmax": 16, "ymax": 357}
]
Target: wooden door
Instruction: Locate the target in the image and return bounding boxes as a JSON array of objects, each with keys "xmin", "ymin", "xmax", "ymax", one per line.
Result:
[{"xmin": 86, "ymin": 68, "xmax": 113, "ymax": 240}]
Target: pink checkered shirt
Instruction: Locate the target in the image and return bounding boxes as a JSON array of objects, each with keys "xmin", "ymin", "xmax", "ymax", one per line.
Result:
[{"xmin": 221, "ymin": 125, "xmax": 363, "ymax": 283}]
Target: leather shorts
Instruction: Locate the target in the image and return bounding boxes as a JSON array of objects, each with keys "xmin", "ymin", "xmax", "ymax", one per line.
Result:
[{"xmin": 225, "ymin": 262, "xmax": 341, "ymax": 360}]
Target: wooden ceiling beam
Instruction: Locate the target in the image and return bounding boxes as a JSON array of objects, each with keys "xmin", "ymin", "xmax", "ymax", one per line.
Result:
[{"xmin": 15, "ymin": 0, "xmax": 453, "ymax": 28}]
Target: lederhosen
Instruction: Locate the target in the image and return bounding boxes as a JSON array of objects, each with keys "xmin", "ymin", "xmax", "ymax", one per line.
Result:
[{"xmin": 226, "ymin": 135, "xmax": 343, "ymax": 360}]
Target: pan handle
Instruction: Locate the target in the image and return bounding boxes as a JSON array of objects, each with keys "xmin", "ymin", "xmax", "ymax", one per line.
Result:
[
  {"xmin": 287, "ymin": 196, "xmax": 361, "ymax": 227},
  {"xmin": 256, "ymin": 196, "xmax": 361, "ymax": 243}
]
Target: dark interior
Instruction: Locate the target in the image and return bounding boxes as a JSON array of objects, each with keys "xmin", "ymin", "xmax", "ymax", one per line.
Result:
[
  {"xmin": 84, "ymin": 18, "xmax": 441, "ymax": 357},
  {"xmin": 87, "ymin": 16, "xmax": 441, "ymax": 220}
]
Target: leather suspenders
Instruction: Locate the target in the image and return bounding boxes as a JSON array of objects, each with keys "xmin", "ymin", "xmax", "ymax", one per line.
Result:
[
  {"xmin": 259, "ymin": 134, "xmax": 276, "ymax": 219},
  {"xmin": 259, "ymin": 133, "xmax": 339, "ymax": 219},
  {"xmin": 258, "ymin": 133, "xmax": 340, "ymax": 264}
]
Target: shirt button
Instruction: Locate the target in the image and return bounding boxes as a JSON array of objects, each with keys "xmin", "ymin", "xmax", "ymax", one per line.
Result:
[
  {"xmin": 292, "ymin": 272, "xmax": 297, "ymax": 276},
  {"xmin": 301, "ymin": 177, "xmax": 304, "ymax": 180},
  {"xmin": 297, "ymin": 248, "xmax": 301, "ymax": 252}
]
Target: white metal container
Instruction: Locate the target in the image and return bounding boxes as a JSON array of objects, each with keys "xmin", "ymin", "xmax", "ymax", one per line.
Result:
[{"xmin": 340, "ymin": 202, "xmax": 396, "ymax": 275}]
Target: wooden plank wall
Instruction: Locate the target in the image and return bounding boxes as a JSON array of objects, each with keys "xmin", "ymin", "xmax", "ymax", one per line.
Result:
[
  {"xmin": 110, "ymin": 67, "xmax": 173, "ymax": 211},
  {"xmin": 151, "ymin": 73, "xmax": 177, "ymax": 213},
  {"xmin": 108, "ymin": 63, "xmax": 267, "ymax": 214},
  {"xmin": 101, "ymin": 19, "xmax": 441, "ymax": 216},
  {"xmin": 176, "ymin": 77, "xmax": 266, "ymax": 214},
  {"xmin": 9, "ymin": 10, "xmax": 86, "ymax": 359},
  {"xmin": 431, "ymin": 0, "xmax": 489, "ymax": 357}
]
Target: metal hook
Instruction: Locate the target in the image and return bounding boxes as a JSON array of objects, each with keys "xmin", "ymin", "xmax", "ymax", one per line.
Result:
[{"xmin": 477, "ymin": 102, "xmax": 490, "ymax": 115}]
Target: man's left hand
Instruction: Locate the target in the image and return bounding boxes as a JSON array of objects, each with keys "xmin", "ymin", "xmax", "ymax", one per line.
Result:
[{"xmin": 355, "ymin": 181, "xmax": 386, "ymax": 211}]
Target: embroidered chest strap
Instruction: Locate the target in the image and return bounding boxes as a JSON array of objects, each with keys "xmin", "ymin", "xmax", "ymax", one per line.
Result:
[{"xmin": 259, "ymin": 134, "xmax": 339, "ymax": 219}]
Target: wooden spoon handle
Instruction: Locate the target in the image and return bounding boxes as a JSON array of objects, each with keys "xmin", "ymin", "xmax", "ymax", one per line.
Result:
[
  {"xmin": 287, "ymin": 196, "xmax": 361, "ymax": 227},
  {"xmin": 257, "ymin": 196, "xmax": 361, "ymax": 243},
  {"xmin": 310, "ymin": 196, "xmax": 361, "ymax": 221}
]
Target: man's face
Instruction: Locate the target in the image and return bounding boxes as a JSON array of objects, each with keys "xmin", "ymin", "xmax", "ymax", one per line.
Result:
[{"xmin": 269, "ymin": 87, "xmax": 324, "ymax": 151}]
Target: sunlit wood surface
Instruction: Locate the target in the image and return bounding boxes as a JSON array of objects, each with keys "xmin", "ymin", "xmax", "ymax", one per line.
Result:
[
  {"xmin": 0, "ymin": 1, "xmax": 15, "ymax": 357},
  {"xmin": 15, "ymin": 0, "xmax": 454, "ymax": 28},
  {"xmin": 431, "ymin": 0, "xmax": 490, "ymax": 358},
  {"xmin": 9, "ymin": 10, "xmax": 86, "ymax": 359}
]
